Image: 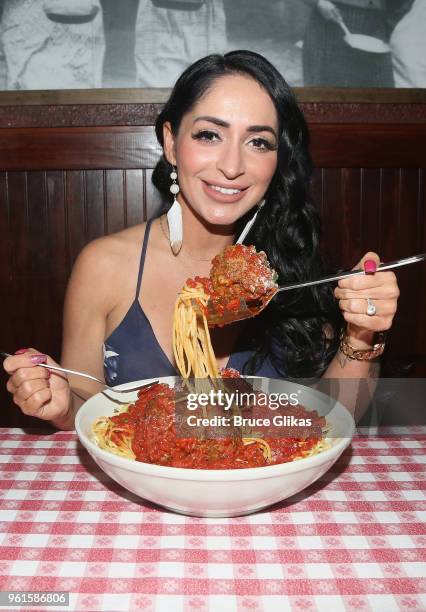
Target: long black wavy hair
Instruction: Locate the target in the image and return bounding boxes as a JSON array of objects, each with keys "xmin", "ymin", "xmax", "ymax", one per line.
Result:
[{"xmin": 153, "ymin": 50, "xmax": 343, "ymax": 378}]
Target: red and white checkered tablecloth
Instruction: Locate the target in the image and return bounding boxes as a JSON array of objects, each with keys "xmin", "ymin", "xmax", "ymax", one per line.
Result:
[{"xmin": 0, "ymin": 427, "xmax": 425, "ymax": 612}]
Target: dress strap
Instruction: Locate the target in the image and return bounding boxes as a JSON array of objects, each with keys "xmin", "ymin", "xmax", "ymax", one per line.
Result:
[{"xmin": 135, "ymin": 218, "xmax": 154, "ymax": 298}]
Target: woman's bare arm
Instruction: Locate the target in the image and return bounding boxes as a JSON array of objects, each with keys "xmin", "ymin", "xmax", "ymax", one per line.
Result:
[{"xmin": 51, "ymin": 237, "xmax": 122, "ymax": 429}]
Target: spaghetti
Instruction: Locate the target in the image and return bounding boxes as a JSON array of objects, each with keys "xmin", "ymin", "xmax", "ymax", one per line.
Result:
[
  {"xmin": 92, "ymin": 382, "xmax": 328, "ymax": 469},
  {"xmin": 172, "ymin": 277, "xmax": 219, "ymax": 379}
]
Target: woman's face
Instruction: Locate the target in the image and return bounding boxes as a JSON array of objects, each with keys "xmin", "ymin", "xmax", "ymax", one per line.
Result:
[{"xmin": 163, "ymin": 74, "xmax": 279, "ymax": 227}]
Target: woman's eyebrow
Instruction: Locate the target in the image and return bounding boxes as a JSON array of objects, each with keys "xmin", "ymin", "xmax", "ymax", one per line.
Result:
[
  {"xmin": 194, "ymin": 116, "xmax": 277, "ymax": 139},
  {"xmin": 194, "ymin": 115, "xmax": 229, "ymax": 127},
  {"xmin": 247, "ymin": 125, "xmax": 277, "ymax": 139}
]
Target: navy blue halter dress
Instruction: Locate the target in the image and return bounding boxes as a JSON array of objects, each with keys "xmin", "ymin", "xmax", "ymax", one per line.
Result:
[{"xmin": 103, "ymin": 219, "xmax": 283, "ymax": 385}]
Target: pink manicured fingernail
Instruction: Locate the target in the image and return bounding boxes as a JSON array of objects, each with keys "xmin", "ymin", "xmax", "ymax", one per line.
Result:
[
  {"xmin": 30, "ymin": 354, "xmax": 47, "ymax": 365},
  {"xmin": 364, "ymin": 260, "xmax": 377, "ymax": 274},
  {"xmin": 14, "ymin": 348, "xmax": 29, "ymax": 355}
]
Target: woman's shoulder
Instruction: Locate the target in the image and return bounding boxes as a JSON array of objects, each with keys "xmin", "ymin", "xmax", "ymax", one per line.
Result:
[
  {"xmin": 66, "ymin": 224, "xmax": 152, "ymax": 308},
  {"xmin": 74, "ymin": 223, "xmax": 148, "ymax": 273}
]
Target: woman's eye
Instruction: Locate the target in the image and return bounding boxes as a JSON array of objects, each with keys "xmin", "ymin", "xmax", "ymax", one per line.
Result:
[
  {"xmin": 249, "ymin": 138, "xmax": 277, "ymax": 151},
  {"xmin": 192, "ymin": 130, "xmax": 220, "ymax": 142}
]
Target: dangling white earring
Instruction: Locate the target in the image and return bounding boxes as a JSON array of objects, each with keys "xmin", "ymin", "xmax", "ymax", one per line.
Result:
[
  {"xmin": 236, "ymin": 199, "xmax": 265, "ymax": 244},
  {"xmin": 166, "ymin": 166, "xmax": 182, "ymax": 255}
]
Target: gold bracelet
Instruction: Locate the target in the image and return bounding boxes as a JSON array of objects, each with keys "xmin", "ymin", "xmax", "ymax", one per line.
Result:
[{"xmin": 339, "ymin": 331, "xmax": 386, "ymax": 361}]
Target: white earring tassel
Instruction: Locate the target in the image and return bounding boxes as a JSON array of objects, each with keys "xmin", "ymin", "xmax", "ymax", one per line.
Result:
[
  {"xmin": 167, "ymin": 198, "xmax": 183, "ymax": 255},
  {"xmin": 236, "ymin": 200, "xmax": 265, "ymax": 244}
]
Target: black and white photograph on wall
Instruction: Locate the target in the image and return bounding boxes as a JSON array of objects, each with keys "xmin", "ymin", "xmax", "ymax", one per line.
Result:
[{"xmin": 0, "ymin": 0, "xmax": 425, "ymax": 90}]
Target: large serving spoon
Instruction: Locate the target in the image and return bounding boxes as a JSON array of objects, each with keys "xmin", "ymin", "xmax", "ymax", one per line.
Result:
[
  {"xmin": 0, "ymin": 352, "xmax": 158, "ymax": 395},
  {"xmin": 196, "ymin": 253, "xmax": 426, "ymax": 327},
  {"xmin": 336, "ymin": 16, "xmax": 390, "ymax": 54}
]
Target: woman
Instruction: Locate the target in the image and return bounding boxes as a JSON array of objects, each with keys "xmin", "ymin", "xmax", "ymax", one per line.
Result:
[{"xmin": 3, "ymin": 51, "xmax": 399, "ymax": 430}]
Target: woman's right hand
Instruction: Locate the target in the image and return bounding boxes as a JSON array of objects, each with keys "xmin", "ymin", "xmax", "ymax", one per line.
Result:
[
  {"xmin": 3, "ymin": 349, "xmax": 72, "ymax": 422},
  {"xmin": 317, "ymin": 0, "xmax": 343, "ymax": 23}
]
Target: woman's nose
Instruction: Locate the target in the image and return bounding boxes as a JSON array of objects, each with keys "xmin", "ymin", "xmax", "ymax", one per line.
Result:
[{"xmin": 216, "ymin": 142, "xmax": 245, "ymax": 179}]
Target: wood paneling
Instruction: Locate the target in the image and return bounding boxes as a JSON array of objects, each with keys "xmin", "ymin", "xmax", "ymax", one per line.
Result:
[
  {"xmin": 0, "ymin": 89, "xmax": 425, "ymax": 128},
  {"xmin": 0, "ymin": 126, "xmax": 162, "ymax": 170},
  {"xmin": 0, "ymin": 124, "xmax": 425, "ymax": 171},
  {"xmin": 309, "ymin": 124, "xmax": 426, "ymax": 167},
  {"xmin": 0, "ymin": 104, "xmax": 425, "ymax": 427}
]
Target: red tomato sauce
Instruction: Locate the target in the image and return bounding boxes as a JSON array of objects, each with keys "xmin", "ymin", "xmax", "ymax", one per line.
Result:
[
  {"xmin": 188, "ymin": 244, "xmax": 278, "ymax": 319},
  {"xmin": 108, "ymin": 383, "xmax": 324, "ymax": 470}
]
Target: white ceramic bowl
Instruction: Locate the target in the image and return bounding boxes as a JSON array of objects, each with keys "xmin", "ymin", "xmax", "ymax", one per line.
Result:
[{"xmin": 76, "ymin": 377, "xmax": 355, "ymax": 517}]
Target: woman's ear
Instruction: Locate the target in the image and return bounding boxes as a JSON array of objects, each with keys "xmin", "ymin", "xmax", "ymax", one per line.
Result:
[{"xmin": 163, "ymin": 122, "xmax": 177, "ymax": 166}]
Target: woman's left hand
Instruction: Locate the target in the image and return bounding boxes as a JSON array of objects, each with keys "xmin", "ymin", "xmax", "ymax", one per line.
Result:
[{"xmin": 334, "ymin": 251, "xmax": 400, "ymax": 342}]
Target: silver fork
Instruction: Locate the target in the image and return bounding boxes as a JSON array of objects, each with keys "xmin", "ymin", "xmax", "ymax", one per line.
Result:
[{"xmin": 0, "ymin": 352, "xmax": 158, "ymax": 394}]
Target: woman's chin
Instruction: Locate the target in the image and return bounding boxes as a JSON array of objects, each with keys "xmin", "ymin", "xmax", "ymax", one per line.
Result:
[{"xmin": 200, "ymin": 206, "xmax": 249, "ymax": 228}]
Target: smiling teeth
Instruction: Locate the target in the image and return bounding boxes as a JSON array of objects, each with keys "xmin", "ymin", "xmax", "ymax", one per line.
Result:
[{"xmin": 210, "ymin": 184, "xmax": 241, "ymax": 195}]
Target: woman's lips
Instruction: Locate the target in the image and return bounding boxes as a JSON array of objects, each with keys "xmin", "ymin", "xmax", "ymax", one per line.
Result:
[{"xmin": 202, "ymin": 180, "xmax": 248, "ymax": 203}]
